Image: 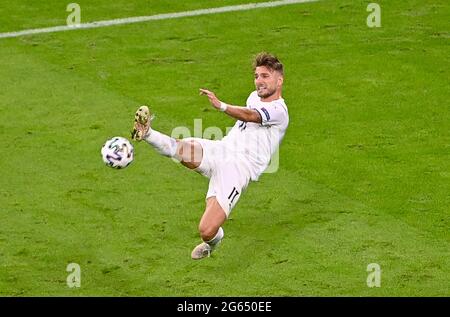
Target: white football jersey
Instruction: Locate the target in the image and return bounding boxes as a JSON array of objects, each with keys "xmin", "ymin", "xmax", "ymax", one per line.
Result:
[{"xmin": 221, "ymin": 91, "xmax": 289, "ymax": 181}]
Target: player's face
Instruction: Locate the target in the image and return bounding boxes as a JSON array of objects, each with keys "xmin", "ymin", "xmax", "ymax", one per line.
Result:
[{"xmin": 254, "ymin": 66, "xmax": 283, "ymax": 99}]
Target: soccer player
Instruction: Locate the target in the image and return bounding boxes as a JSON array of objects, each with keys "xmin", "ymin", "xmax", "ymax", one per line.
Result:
[{"xmin": 131, "ymin": 52, "xmax": 289, "ymax": 260}]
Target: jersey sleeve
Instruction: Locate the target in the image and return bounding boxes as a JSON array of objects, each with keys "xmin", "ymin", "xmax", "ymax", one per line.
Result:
[{"xmin": 253, "ymin": 101, "xmax": 288, "ymax": 126}]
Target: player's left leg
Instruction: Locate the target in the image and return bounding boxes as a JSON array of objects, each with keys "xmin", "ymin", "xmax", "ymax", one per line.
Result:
[
  {"xmin": 191, "ymin": 162, "xmax": 250, "ymax": 260},
  {"xmin": 191, "ymin": 197, "xmax": 227, "ymax": 260}
]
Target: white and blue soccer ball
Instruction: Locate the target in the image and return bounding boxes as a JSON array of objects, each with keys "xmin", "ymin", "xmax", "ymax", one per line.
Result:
[{"xmin": 101, "ymin": 136, "xmax": 134, "ymax": 169}]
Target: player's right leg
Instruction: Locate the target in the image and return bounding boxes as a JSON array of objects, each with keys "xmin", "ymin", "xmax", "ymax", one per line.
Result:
[{"xmin": 131, "ymin": 105, "xmax": 203, "ymax": 169}]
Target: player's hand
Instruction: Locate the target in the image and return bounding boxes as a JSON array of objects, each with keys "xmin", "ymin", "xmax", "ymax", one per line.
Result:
[{"xmin": 199, "ymin": 88, "xmax": 221, "ymax": 110}]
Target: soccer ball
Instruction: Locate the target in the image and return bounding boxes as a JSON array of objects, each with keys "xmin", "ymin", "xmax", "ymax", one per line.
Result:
[{"xmin": 101, "ymin": 136, "xmax": 134, "ymax": 169}]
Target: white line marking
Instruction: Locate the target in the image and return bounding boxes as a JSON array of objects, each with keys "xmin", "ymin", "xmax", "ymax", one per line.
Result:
[{"xmin": 0, "ymin": 0, "xmax": 319, "ymax": 39}]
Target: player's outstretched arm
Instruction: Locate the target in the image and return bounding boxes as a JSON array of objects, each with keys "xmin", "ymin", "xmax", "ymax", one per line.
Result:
[{"xmin": 199, "ymin": 88, "xmax": 261, "ymax": 123}]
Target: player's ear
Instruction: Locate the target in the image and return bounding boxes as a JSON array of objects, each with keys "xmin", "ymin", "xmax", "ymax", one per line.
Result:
[{"xmin": 277, "ymin": 74, "xmax": 284, "ymax": 87}]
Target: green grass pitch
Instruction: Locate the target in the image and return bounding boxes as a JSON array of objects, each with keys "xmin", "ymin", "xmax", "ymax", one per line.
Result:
[{"xmin": 0, "ymin": 0, "xmax": 449, "ymax": 296}]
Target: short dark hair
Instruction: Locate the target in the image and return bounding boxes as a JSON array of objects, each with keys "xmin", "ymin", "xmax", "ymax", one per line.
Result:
[{"xmin": 253, "ymin": 52, "xmax": 283, "ymax": 75}]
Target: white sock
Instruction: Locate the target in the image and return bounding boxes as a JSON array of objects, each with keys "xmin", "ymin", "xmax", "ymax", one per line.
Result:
[
  {"xmin": 144, "ymin": 129, "xmax": 178, "ymax": 157},
  {"xmin": 205, "ymin": 227, "xmax": 224, "ymax": 248}
]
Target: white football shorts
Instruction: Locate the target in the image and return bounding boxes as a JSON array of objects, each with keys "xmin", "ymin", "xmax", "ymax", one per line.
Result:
[{"xmin": 186, "ymin": 137, "xmax": 250, "ymax": 218}]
